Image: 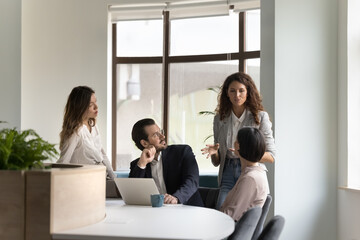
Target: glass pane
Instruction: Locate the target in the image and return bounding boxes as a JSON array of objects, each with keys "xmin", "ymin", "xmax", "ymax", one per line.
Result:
[
  {"xmin": 245, "ymin": 10, "xmax": 260, "ymax": 51},
  {"xmin": 170, "ymin": 15, "xmax": 238, "ymax": 56},
  {"xmin": 245, "ymin": 58, "xmax": 260, "ymax": 90},
  {"xmin": 116, "ymin": 20, "xmax": 163, "ymax": 57},
  {"xmin": 116, "ymin": 64, "xmax": 163, "ymax": 170},
  {"xmin": 169, "ymin": 61, "xmax": 238, "ymax": 172}
]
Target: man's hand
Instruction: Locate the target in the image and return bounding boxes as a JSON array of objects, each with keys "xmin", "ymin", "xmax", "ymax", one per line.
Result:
[
  {"xmin": 164, "ymin": 194, "xmax": 178, "ymax": 204},
  {"xmin": 137, "ymin": 145, "xmax": 156, "ymax": 168}
]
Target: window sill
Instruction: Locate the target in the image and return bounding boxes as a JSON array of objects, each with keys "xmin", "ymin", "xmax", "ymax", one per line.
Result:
[
  {"xmin": 199, "ymin": 171, "xmax": 218, "ymax": 176},
  {"xmin": 338, "ymin": 186, "xmax": 360, "ymax": 193}
]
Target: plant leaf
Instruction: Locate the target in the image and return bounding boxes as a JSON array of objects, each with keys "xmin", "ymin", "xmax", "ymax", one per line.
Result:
[
  {"xmin": 0, "ymin": 126, "xmax": 59, "ymax": 170},
  {"xmin": 198, "ymin": 111, "xmax": 215, "ymax": 116},
  {"xmin": 203, "ymin": 135, "xmax": 214, "ymax": 143},
  {"xmin": 207, "ymin": 86, "xmax": 220, "ymax": 93}
]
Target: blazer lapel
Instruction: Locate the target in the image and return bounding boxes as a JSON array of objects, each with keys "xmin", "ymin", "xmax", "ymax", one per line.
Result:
[
  {"xmin": 242, "ymin": 110, "xmax": 255, "ymax": 127},
  {"xmin": 221, "ymin": 115, "xmax": 231, "ymax": 147}
]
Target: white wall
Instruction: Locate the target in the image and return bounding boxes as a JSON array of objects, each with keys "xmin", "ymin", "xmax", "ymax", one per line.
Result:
[
  {"xmin": 21, "ymin": 0, "xmax": 122, "ymax": 155},
  {"xmin": 273, "ymin": 0, "xmax": 338, "ymax": 239},
  {"xmin": 260, "ymin": 0, "xmax": 275, "ymax": 221},
  {"xmin": 0, "ymin": 0, "xmax": 21, "ymax": 129}
]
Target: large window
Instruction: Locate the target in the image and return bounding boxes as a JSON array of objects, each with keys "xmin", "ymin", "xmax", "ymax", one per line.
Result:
[
  {"xmin": 112, "ymin": 10, "xmax": 261, "ymax": 171},
  {"xmin": 346, "ymin": 0, "xmax": 360, "ymax": 189},
  {"xmin": 170, "ymin": 15, "xmax": 239, "ymax": 55},
  {"xmin": 116, "ymin": 20, "xmax": 163, "ymax": 57},
  {"xmin": 115, "ymin": 64, "xmax": 163, "ymax": 169}
]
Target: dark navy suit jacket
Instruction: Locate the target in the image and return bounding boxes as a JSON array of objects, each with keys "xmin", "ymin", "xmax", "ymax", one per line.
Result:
[{"xmin": 129, "ymin": 144, "xmax": 204, "ymax": 207}]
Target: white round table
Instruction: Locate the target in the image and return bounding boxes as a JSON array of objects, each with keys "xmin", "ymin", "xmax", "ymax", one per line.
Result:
[{"xmin": 52, "ymin": 199, "xmax": 235, "ymax": 240}]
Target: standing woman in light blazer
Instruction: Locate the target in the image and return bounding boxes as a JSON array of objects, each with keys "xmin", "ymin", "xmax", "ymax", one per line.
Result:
[
  {"xmin": 201, "ymin": 72, "xmax": 276, "ymax": 209},
  {"xmin": 58, "ymin": 86, "xmax": 116, "ymax": 180}
]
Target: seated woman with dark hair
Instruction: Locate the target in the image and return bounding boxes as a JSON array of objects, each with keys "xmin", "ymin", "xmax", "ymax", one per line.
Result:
[{"xmin": 220, "ymin": 127, "xmax": 269, "ymax": 221}]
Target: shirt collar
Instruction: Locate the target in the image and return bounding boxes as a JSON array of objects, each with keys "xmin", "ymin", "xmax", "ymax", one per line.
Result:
[
  {"xmin": 151, "ymin": 152, "xmax": 162, "ymax": 165},
  {"xmin": 231, "ymin": 108, "xmax": 247, "ymax": 123},
  {"xmin": 242, "ymin": 163, "xmax": 268, "ymax": 173}
]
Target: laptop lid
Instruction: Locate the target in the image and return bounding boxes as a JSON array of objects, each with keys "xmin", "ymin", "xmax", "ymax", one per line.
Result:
[{"xmin": 114, "ymin": 178, "xmax": 159, "ymax": 205}]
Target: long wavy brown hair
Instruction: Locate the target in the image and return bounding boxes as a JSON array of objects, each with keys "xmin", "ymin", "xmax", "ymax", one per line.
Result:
[
  {"xmin": 216, "ymin": 72, "xmax": 264, "ymax": 124},
  {"xmin": 59, "ymin": 86, "xmax": 96, "ymax": 150}
]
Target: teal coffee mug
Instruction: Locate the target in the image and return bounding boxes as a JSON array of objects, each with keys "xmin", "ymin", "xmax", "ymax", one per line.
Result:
[{"xmin": 151, "ymin": 194, "xmax": 164, "ymax": 207}]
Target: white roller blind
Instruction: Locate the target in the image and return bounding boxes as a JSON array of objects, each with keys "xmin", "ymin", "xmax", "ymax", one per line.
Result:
[
  {"xmin": 233, "ymin": 1, "xmax": 260, "ymax": 12},
  {"xmin": 109, "ymin": 0, "xmax": 260, "ymax": 22},
  {"xmin": 110, "ymin": 4, "xmax": 164, "ymax": 21}
]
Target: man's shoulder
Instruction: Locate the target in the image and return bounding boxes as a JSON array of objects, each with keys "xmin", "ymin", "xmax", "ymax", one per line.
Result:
[
  {"xmin": 130, "ymin": 157, "xmax": 140, "ymax": 165},
  {"xmin": 166, "ymin": 144, "xmax": 192, "ymax": 151},
  {"xmin": 164, "ymin": 144, "xmax": 194, "ymax": 156},
  {"xmin": 167, "ymin": 144, "xmax": 190, "ymax": 148}
]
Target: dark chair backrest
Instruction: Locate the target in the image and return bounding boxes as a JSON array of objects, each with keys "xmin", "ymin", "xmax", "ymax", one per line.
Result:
[
  {"xmin": 198, "ymin": 187, "xmax": 220, "ymax": 209},
  {"xmin": 252, "ymin": 195, "xmax": 272, "ymax": 240},
  {"xmin": 106, "ymin": 179, "xmax": 121, "ymax": 198},
  {"xmin": 227, "ymin": 207, "xmax": 262, "ymax": 240},
  {"xmin": 199, "ymin": 175, "xmax": 218, "ymax": 188},
  {"xmin": 257, "ymin": 215, "xmax": 285, "ymax": 240}
]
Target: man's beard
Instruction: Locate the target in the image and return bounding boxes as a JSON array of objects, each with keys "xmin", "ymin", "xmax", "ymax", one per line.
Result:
[{"xmin": 155, "ymin": 142, "xmax": 167, "ymax": 152}]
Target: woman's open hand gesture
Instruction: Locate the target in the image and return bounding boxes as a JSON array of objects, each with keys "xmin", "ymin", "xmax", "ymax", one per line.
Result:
[{"xmin": 201, "ymin": 143, "xmax": 220, "ymax": 159}]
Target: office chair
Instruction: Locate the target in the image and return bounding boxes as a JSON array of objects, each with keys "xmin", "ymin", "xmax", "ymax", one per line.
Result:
[
  {"xmin": 227, "ymin": 207, "xmax": 262, "ymax": 240},
  {"xmin": 106, "ymin": 179, "xmax": 121, "ymax": 198},
  {"xmin": 257, "ymin": 215, "xmax": 285, "ymax": 240},
  {"xmin": 252, "ymin": 195, "xmax": 272, "ymax": 240}
]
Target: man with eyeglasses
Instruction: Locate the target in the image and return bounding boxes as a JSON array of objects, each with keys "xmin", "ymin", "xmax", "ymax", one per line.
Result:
[{"xmin": 129, "ymin": 118, "xmax": 203, "ymax": 206}]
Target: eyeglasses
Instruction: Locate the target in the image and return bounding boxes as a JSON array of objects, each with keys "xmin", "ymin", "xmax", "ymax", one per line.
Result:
[{"xmin": 151, "ymin": 129, "xmax": 165, "ymax": 138}]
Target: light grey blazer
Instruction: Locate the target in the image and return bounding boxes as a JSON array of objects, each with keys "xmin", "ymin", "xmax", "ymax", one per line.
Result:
[{"xmin": 213, "ymin": 110, "xmax": 276, "ymax": 186}]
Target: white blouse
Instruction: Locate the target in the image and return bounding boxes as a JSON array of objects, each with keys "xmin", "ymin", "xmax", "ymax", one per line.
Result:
[
  {"xmin": 226, "ymin": 109, "xmax": 247, "ymax": 159},
  {"xmin": 57, "ymin": 125, "xmax": 116, "ymax": 179}
]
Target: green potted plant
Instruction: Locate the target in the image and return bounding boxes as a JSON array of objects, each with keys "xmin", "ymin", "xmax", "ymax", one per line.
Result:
[
  {"xmin": 0, "ymin": 121, "xmax": 58, "ymax": 170},
  {"xmin": 0, "ymin": 121, "xmax": 106, "ymax": 240}
]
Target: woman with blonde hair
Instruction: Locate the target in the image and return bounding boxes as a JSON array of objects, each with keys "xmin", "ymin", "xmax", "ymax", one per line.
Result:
[
  {"xmin": 201, "ymin": 72, "xmax": 275, "ymax": 209},
  {"xmin": 58, "ymin": 86, "xmax": 116, "ymax": 179}
]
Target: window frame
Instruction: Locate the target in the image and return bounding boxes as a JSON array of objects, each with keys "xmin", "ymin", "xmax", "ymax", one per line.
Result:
[{"xmin": 111, "ymin": 11, "xmax": 260, "ymax": 168}]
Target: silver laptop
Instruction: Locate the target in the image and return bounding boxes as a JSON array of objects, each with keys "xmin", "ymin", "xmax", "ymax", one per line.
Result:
[{"xmin": 114, "ymin": 178, "xmax": 160, "ymax": 205}]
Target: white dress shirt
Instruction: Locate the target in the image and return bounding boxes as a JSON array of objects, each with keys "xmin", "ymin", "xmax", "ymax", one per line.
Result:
[
  {"xmin": 151, "ymin": 152, "xmax": 167, "ymax": 194},
  {"xmin": 57, "ymin": 125, "xmax": 116, "ymax": 179}
]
